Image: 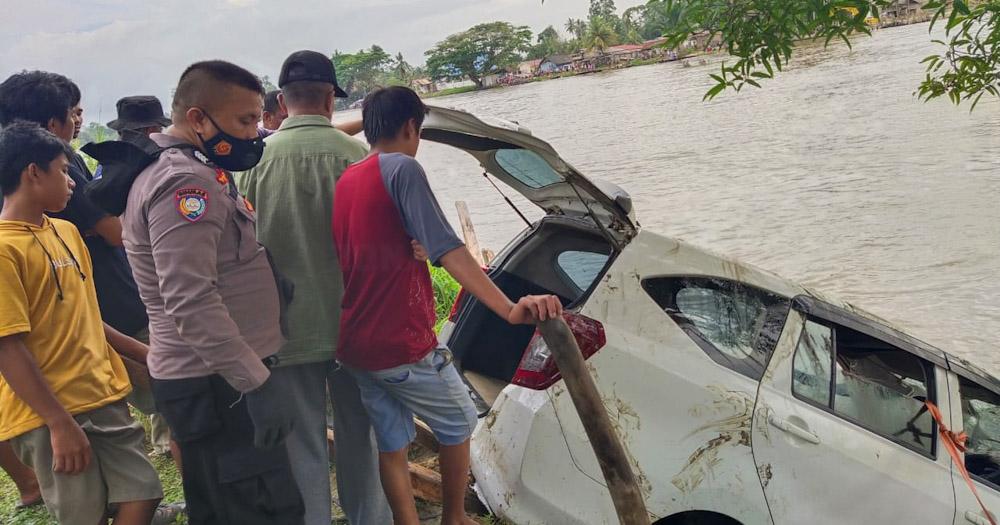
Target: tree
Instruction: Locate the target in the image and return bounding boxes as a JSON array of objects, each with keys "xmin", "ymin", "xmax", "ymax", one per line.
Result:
[
  {"xmin": 331, "ymin": 45, "xmax": 393, "ymax": 98},
  {"xmin": 528, "ymin": 25, "xmax": 565, "ymax": 59},
  {"xmin": 658, "ymin": 0, "xmax": 885, "ymax": 100},
  {"xmin": 585, "ymin": 16, "xmax": 619, "ymax": 54},
  {"xmin": 589, "ymin": 0, "xmax": 618, "ymax": 21},
  {"xmin": 566, "ymin": 17, "xmax": 588, "ymax": 40},
  {"xmin": 425, "ymin": 21, "xmax": 532, "ymax": 88},
  {"xmin": 393, "ymin": 52, "xmax": 413, "ymax": 83},
  {"xmin": 917, "ymin": 0, "xmax": 1000, "ymax": 109},
  {"xmin": 659, "ymin": 0, "xmax": 1000, "ymax": 109},
  {"xmin": 259, "ymin": 75, "xmax": 278, "ymax": 93}
]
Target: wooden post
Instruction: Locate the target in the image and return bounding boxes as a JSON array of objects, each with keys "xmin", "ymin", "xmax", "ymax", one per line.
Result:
[
  {"xmin": 537, "ymin": 318, "xmax": 651, "ymax": 525},
  {"xmin": 455, "ymin": 201, "xmax": 484, "ymax": 266}
]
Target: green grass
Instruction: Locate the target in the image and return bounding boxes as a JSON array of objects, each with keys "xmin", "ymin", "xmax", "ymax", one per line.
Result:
[{"xmin": 431, "ymin": 264, "xmax": 461, "ymax": 333}]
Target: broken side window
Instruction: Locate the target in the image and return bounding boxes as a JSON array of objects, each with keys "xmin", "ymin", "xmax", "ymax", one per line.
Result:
[
  {"xmin": 791, "ymin": 318, "xmax": 936, "ymax": 456},
  {"xmin": 959, "ymin": 376, "xmax": 1000, "ymax": 491},
  {"xmin": 642, "ymin": 277, "xmax": 790, "ymax": 380}
]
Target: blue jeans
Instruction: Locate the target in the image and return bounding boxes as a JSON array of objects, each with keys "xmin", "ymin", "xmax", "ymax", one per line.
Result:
[{"xmin": 268, "ymin": 361, "xmax": 391, "ymax": 525}]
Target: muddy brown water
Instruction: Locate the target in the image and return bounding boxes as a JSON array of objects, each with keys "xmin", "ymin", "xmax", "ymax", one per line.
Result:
[{"xmin": 345, "ymin": 23, "xmax": 1000, "ymax": 376}]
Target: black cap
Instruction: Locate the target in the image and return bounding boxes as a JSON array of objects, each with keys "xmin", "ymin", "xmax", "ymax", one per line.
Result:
[
  {"xmin": 278, "ymin": 50, "xmax": 348, "ymax": 98},
  {"xmin": 107, "ymin": 96, "xmax": 172, "ymax": 131}
]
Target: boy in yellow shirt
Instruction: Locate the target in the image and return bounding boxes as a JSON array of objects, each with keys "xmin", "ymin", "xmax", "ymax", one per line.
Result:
[{"xmin": 0, "ymin": 122, "xmax": 163, "ymax": 525}]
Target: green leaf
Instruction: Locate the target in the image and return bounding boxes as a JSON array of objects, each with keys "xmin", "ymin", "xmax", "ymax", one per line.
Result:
[{"xmin": 703, "ymin": 83, "xmax": 726, "ymax": 101}]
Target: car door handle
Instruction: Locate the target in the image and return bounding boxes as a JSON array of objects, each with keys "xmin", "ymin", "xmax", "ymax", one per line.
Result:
[
  {"xmin": 768, "ymin": 414, "xmax": 821, "ymax": 444},
  {"xmin": 965, "ymin": 511, "xmax": 996, "ymax": 525}
]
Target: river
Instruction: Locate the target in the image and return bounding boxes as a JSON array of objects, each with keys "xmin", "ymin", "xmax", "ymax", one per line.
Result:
[{"xmin": 371, "ymin": 23, "xmax": 1000, "ymax": 375}]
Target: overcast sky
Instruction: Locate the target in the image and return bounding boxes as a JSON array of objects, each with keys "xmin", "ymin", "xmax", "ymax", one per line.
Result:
[{"xmin": 1, "ymin": 0, "xmax": 644, "ymax": 124}]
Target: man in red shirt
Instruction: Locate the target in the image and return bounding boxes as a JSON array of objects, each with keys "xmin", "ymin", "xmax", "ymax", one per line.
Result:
[{"xmin": 332, "ymin": 86, "xmax": 561, "ymax": 525}]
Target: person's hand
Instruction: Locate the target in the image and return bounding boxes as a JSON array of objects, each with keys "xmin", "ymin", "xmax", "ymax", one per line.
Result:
[
  {"xmin": 507, "ymin": 295, "xmax": 562, "ymax": 325},
  {"xmin": 49, "ymin": 416, "xmax": 91, "ymax": 475},
  {"xmin": 412, "ymin": 240, "xmax": 429, "ymax": 262},
  {"xmin": 245, "ymin": 377, "xmax": 295, "ymax": 449}
]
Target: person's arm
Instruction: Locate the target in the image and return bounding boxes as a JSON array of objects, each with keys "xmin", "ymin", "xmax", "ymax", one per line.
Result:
[
  {"xmin": 440, "ymin": 247, "xmax": 560, "ymax": 324},
  {"xmin": 0, "ymin": 335, "xmax": 90, "ymax": 475},
  {"xmin": 89, "ymin": 216, "xmax": 123, "ymax": 247},
  {"xmin": 385, "ymin": 155, "xmax": 561, "ymax": 324},
  {"xmin": 103, "ymin": 323, "xmax": 148, "ymax": 365},
  {"xmin": 334, "ymin": 119, "xmax": 364, "ymax": 136},
  {"xmin": 147, "ymin": 174, "xmax": 270, "ymax": 393}
]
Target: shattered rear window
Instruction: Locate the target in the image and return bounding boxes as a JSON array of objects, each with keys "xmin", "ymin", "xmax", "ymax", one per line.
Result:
[{"xmin": 642, "ymin": 277, "xmax": 790, "ymax": 380}]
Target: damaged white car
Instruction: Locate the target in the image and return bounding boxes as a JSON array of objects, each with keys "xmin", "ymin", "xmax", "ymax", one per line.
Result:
[{"xmin": 424, "ymin": 107, "xmax": 1000, "ymax": 525}]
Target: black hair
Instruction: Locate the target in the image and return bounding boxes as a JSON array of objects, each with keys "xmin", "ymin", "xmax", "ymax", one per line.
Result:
[
  {"xmin": 362, "ymin": 86, "xmax": 427, "ymax": 145},
  {"xmin": 282, "ymin": 81, "xmax": 332, "ymax": 109},
  {"xmin": 58, "ymin": 76, "xmax": 82, "ymax": 106},
  {"xmin": 171, "ymin": 60, "xmax": 265, "ymax": 119},
  {"xmin": 0, "ymin": 121, "xmax": 74, "ymax": 196},
  {"xmin": 263, "ymin": 89, "xmax": 282, "ymax": 113},
  {"xmin": 0, "ymin": 71, "xmax": 75, "ymax": 127}
]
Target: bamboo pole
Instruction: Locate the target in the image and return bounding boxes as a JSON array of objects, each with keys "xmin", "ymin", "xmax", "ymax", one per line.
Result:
[{"xmin": 537, "ymin": 318, "xmax": 651, "ymax": 525}]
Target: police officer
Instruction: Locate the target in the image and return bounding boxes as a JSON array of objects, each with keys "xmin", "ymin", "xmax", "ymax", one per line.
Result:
[{"xmin": 119, "ymin": 60, "xmax": 303, "ymax": 525}]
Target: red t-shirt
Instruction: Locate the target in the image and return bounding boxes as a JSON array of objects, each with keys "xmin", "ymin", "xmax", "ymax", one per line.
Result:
[{"xmin": 332, "ymin": 153, "xmax": 464, "ymax": 370}]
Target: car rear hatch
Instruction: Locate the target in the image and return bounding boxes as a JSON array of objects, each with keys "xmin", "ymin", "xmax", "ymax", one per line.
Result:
[{"xmin": 420, "ymin": 106, "xmax": 638, "ymax": 244}]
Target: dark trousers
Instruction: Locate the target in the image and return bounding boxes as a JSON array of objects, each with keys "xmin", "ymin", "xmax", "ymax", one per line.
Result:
[{"xmin": 151, "ymin": 375, "xmax": 304, "ymax": 525}]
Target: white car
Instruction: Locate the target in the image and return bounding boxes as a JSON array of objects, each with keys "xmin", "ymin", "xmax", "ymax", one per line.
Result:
[{"xmin": 425, "ymin": 107, "xmax": 1000, "ymax": 525}]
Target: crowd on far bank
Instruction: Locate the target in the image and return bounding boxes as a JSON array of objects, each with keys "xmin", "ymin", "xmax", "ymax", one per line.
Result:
[{"xmin": 0, "ymin": 50, "xmax": 561, "ymax": 525}]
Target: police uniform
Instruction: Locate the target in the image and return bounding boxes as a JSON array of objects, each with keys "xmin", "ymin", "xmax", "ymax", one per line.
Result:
[{"xmin": 121, "ymin": 132, "xmax": 303, "ymax": 525}]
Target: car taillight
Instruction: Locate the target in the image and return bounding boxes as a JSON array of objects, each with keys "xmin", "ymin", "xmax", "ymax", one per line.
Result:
[
  {"xmin": 511, "ymin": 313, "xmax": 606, "ymax": 390},
  {"xmin": 448, "ymin": 289, "xmax": 468, "ymax": 322}
]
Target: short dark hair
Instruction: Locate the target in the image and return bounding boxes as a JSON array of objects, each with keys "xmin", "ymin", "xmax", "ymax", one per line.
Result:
[
  {"xmin": 263, "ymin": 89, "xmax": 282, "ymax": 113},
  {"xmin": 0, "ymin": 71, "xmax": 75, "ymax": 127},
  {"xmin": 0, "ymin": 121, "xmax": 74, "ymax": 196},
  {"xmin": 171, "ymin": 60, "xmax": 265, "ymax": 121},
  {"xmin": 362, "ymin": 86, "xmax": 427, "ymax": 145},
  {"xmin": 282, "ymin": 81, "xmax": 332, "ymax": 109}
]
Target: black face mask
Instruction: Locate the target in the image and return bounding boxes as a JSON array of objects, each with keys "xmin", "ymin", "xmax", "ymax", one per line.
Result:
[{"xmin": 196, "ymin": 110, "xmax": 265, "ymax": 171}]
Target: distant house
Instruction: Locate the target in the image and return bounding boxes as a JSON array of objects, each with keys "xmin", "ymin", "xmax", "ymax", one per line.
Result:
[
  {"xmin": 539, "ymin": 54, "xmax": 574, "ymax": 74},
  {"xmin": 642, "ymin": 37, "xmax": 669, "ymax": 51},
  {"xmin": 882, "ymin": 0, "xmax": 925, "ymax": 18},
  {"xmin": 481, "ymin": 73, "xmax": 502, "ymax": 88},
  {"xmin": 606, "ymin": 44, "xmax": 645, "ymax": 62},
  {"xmin": 517, "ymin": 59, "xmax": 542, "ymax": 76},
  {"xmin": 411, "ymin": 78, "xmax": 437, "ymax": 95}
]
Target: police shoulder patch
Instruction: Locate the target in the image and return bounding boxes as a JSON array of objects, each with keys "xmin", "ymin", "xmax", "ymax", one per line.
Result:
[{"xmin": 175, "ymin": 188, "xmax": 209, "ymax": 222}]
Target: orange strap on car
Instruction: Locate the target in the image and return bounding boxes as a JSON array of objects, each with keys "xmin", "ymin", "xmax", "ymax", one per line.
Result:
[{"xmin": 924, "ymin": 401, "xmax": 997, "ymax": 525}]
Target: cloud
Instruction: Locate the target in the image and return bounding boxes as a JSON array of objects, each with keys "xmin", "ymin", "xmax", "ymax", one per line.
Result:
[{"xmin": 0, "ymin": 0, "xmax": 642, "ymax": 121}]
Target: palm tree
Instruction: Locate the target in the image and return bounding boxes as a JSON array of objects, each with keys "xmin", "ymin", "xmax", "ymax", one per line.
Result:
[
  {"xmin": 565, "ymin": 18, "xmax": 587, "ymax": 40},
  {"xmin": 393, "ymin": 52, "xmax": 412, "ymax": 83},
  {"xmin": 585, "ymin": 16, "xmax": 619, "ymax": 54}
]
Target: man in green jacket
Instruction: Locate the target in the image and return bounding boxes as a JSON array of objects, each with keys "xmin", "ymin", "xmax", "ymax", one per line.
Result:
[{"xmin": 235, "ymin": 50, "xmax": 392, "ymax": 525}]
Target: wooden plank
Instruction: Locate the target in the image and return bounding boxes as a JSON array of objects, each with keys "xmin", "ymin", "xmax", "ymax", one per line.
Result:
[
  {"xmin": 409, "ymin": 462, "xmax": 443, "ymax": 503},
  {"xmin": 455, "ymin": 201, "xmax": 484, "ymax": 266},
  {"xmin": 414, "ymin": 419, "xmax": 439, "ymax": 453}
]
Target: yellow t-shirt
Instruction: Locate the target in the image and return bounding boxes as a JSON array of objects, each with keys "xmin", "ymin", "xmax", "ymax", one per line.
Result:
[{"xmin": 0, "ymin": 217, "xmax": 130, "ymax": 440}]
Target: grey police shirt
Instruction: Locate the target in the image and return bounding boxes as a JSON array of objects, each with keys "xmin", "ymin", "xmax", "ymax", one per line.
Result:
[{"xmin": 121, "ymin": 133, "xmax": 281, "ymax": 393}]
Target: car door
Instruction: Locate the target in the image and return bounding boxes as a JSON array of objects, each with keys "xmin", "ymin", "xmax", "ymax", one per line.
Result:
[
  {"xmin": 752, "ymin": 298, "xmax": 956, "ymax": 524},
  {"xmin": 950, "ymin": 365, "xmax": 1000, "ymax": 525}
]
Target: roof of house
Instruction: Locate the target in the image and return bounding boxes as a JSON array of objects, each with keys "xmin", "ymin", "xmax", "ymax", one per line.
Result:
[
  {"xmin": 411, "ymin": 78, "xmax": 434, "ymax": 86},
  {"xmin": 520, "ymin": 59, "xmax": 542, "ymax": 68},
  {"xmin": 607, "ymin": 44, "xmax": 645, "ymax": 54},
  {"xmin": 541, "ymin": 54, "xmax": 574, "ymax": 66}
]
